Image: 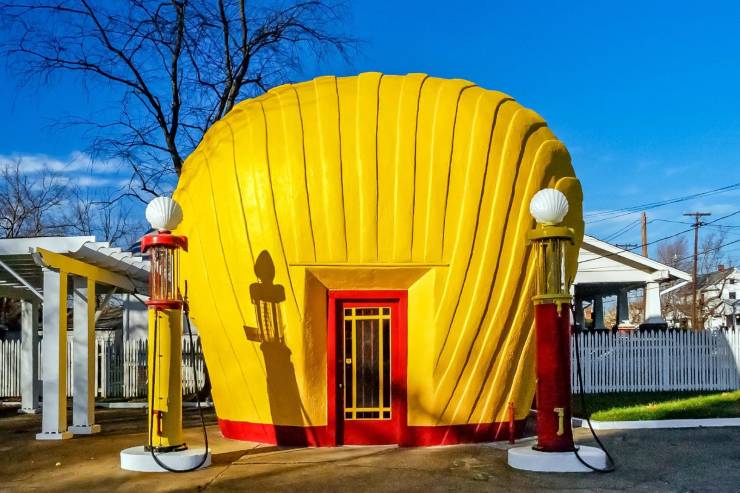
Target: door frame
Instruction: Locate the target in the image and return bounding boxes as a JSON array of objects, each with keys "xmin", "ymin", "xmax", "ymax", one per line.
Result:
[{"xmin": 327, "ymin": 290, "xmax": 408, "ymax": 445}]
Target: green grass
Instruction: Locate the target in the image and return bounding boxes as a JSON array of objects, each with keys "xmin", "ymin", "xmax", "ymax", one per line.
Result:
[{"xmin": 572, "ymin": 390, "xmax": 740, "ymax": 421}]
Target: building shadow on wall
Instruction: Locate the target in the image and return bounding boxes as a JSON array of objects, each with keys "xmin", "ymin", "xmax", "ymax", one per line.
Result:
[{"xmin": 244, "ymin": 250, "xmax": 313, "ymax": 446}]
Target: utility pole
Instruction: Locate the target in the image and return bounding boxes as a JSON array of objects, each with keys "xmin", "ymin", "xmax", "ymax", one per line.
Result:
[
  {"xmin": 683, "ymin": 212, "xmax": 711, "ymax": 330},
  {"xmin": 641, "ymin": 211, "xmax": 648, "ymax": 320},
  {"xmin": 641, "ymin": 212, "xmax": 648, "ymax": 257}
]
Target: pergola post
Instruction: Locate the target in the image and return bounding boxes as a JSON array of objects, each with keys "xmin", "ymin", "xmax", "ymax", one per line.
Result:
[
  {"xmin": 69, "ymin": 276, "xmax": 100, "ymax": 434},
  {"xmin": 19, "ymin": 299, "xmax": 40, "ymax": 414},
  {"xmin": 36, "ymin": 268, "xmax": 72, "ymax": 440}
]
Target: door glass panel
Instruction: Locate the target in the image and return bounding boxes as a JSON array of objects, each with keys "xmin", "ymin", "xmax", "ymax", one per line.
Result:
[{"xmin": 342, "ymin": 306, "xmax": 391, "ymax": 420}]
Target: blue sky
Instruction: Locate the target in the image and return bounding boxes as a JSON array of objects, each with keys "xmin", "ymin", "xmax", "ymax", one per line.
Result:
[{"xmin": 1, "ymin": 0, "xmax": 739, "ymax": 258}]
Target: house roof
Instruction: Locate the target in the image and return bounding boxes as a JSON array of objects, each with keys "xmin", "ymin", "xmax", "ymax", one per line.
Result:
[
  {"xmin": 576, "ymin": 235, "xmax": 693, "ymax": 284},
  {"xmin": 696, "ymin": 267, "xmax": 737, "ymax": 290},
  {"xmin": 0, "ymin": 236, "xmax": 149, "ymax": 300}
]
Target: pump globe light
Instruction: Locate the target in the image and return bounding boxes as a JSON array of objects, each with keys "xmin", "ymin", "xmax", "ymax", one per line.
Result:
[
  {"xmin": 529, "ymin": 188, "xmax": 569, "ymax": 225},
  {"xmin": 145, "ymin": 196, "xmax": 184, "ymax": 231}
]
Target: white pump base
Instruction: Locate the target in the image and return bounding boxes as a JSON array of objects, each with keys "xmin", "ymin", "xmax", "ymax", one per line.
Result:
[
  {"xmin": 120, "ymin": 445, "xmax": 211, "ymax": 472},
  {"xmin": 507, "ymin": 445, "xmax": 607, "ymax": 473}
]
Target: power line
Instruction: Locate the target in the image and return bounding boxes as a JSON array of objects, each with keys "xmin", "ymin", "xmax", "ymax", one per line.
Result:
[
  {"xmin": 585, "ymin": 181, "xmax": 740, "ymax": 217},
  {"xmin": 579, "ymin": 210, "xmax": 740, "ymax": 265},
  {"xmin": 671, "ymin": 237, "xmax": 740, "ymax": 265},
  {"xmin": 653, "ymin": 218, "xmax": 740, "ymax": 229},
  {"xmin": 602, "ymin": 219, "xmax": 641, "ymax": 242},
  {"xmin": 585, "ymin": 181, "xmax": 740, "ymax": 224},
  {"xmin": 614, "ymin": 243, "xmax": 639, "ymax": 250}
]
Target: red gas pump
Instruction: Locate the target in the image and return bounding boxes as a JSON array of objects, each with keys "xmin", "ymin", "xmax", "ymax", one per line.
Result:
[
  {"xmin": 528, "ymin": 218, "xmax": 575, "ymax": 452},
  {"xmin": 508, "ymin": 188, "xmax": 608, "ymax": 473}
]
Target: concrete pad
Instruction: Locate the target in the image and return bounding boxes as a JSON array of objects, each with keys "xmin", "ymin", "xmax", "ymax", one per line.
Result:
[
  {"xmin": 120, "ymin": 445, "xmax": 211, "ymax": 472},
  {"xmin": 234, "ymin": 445, "xmax": 397, "ymax": 464},
  {"xmin": 507, "ymin": 445, "xmax": 607, "ymax": 472},
  {"xmin": 2, "ymin": 408, "xmax": 740, "ymax": 492}
]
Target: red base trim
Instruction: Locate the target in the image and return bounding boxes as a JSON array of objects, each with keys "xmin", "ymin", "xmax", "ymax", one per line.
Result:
[
  {"xmin": 218, "ymin": 418, "xmax": 526, "ymax": 447},
  {"xmin": 218, "ymin": 418, "xmax": 331, "ymax": 446},
  {"xmin": 402, "ymin": 420, "xmax": 527, "ymax": 446}
]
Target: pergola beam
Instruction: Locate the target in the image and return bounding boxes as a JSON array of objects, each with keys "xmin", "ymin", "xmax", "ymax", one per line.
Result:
[
  {"xmin": 34, "ymin": 248, "xmax": 140, "ymax": 293},
  {"xmin": 0, "ymin": 285, "xmax": 37, "ymax": 301},
  {"xmin": 0, "ymin": 257, "xmax": 43, "ymax": 300}
]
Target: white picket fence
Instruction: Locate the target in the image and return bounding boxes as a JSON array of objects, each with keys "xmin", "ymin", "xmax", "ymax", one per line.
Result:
[
  {"xmin": 572, "ymin": 329, "xmax": 740, "ymax": 393},
  {"xmin": 0, "ymin": 335, "xmax": 205, "ymax": 399},
  {"xmin": 0, "ymin": 339, "xmax": 22, "ymax": 398},
  {"xmin": 5, "ymin": 329, "xmax": 739, "ymax": 398}
]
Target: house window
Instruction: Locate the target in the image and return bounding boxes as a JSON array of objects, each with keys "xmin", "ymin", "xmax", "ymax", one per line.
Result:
[
  {"xmin": 731, "ymin": 279, "xmax": 736, "ymax": 285},
  {"xmin": 730, "ymin": 292, "xmax": 737, "ymax": 300}
]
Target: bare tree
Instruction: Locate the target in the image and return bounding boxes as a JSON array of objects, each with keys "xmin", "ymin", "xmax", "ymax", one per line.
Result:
[
  {"xmin": 696, "ymin": 276, "xmax": 731, "ymax": 329},
  {"xmin": 0, "ymin": 160, "xmax": 70, "ymax": 238},
  {"xmin": 629, "ymin": 289, "xmax": 645, "ymax": 324},
  {"xmin": 657, "ymin": 236, "xmax": 691, "ymax": 272},
  {"xmin": 66, "ymin": 187, "xmax": 148, "ymax": 247},
  {"xmin": 695, "ymin": 230, "xmax": 736, "ymax": 328},
  {"xmin": 656, "ymin": 237, "xmax": 691, "ymax": 326},
  {"xmin": 0, "ymin": 160, "xmax": 70, "ymax": 338},
  {"xmin": 0, "ymin": 0, "xmax": 355, "ymax": 200},
  {"xmin": 699, "ymin": 230, "xmax": 732, "ymax": 274},
  {"xmin": 658, "ymin": 232, "xmax": 737, "ymax": 328}
]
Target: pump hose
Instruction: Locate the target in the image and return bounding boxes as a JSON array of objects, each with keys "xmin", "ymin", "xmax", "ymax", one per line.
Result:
[
  {"xmin": 570, "ymin": 305, "xmax": 616, "ymax": 473},
  {"xmin": 132, "ymin": 291, "xmax": 210, "ymax": 473}
]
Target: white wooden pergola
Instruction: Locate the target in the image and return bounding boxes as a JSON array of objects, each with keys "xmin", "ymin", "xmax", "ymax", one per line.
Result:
[{"xmin": 0, "ymin": 237, "xmax": 148, "ymax": 440}]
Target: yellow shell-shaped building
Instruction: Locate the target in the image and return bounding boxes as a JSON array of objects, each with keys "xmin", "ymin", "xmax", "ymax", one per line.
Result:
[{"xmin": 173, "ymin": 73, "xmax": 583, "ymax": 446}]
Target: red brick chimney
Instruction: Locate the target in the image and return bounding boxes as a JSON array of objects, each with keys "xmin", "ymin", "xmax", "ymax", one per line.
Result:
[{"xmin": 718, "ymin": 264, "xmax": 725, "ymax": 272}]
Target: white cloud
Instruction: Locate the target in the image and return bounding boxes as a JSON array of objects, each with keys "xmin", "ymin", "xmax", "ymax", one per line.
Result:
[
  {"xmin": 0, "ymin": 151, "xmax": 124, "ymax": 176},
  {"xmin": 75, "ymin": 176, "xmax": 121, "ymax": 187}
]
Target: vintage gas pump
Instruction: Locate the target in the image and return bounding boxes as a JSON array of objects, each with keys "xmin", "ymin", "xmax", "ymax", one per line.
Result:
[
  {"xmin": 508, "ymin": 188, "xmax": 607, "ymax": 473},
  {"xmin": 120, "ymin": 196, "xmax": 211, "ymax": 472}
]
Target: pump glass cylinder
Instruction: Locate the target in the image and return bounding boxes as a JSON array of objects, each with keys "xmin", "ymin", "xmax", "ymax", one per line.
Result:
[
  {"xmin": 535, "ymin": 237, "xmax": 567, "ymax": 298},
  {"xmin": 149, "ymin": 246, "xmax": 180, "ymax": 303}
]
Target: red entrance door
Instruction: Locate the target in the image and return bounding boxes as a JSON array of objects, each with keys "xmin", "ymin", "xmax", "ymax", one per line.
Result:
[{"xmin": 328, "ymin": 291, "xmax": 407, "ymax": 445}]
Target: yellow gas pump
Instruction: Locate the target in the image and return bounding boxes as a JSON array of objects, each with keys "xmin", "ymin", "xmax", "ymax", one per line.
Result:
[{"xmin": 120, "ymin": 197, "xmax": 211, "ymax": 472}]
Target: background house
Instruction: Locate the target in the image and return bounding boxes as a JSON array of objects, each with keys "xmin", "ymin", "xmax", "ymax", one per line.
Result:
[
  {"xmin": 573, "ymin": 235, "xmax": 692, "ymax": 331},
  {"xmin": 697, "ymin": 266, "xmax": 739, "ymax": 329}
]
